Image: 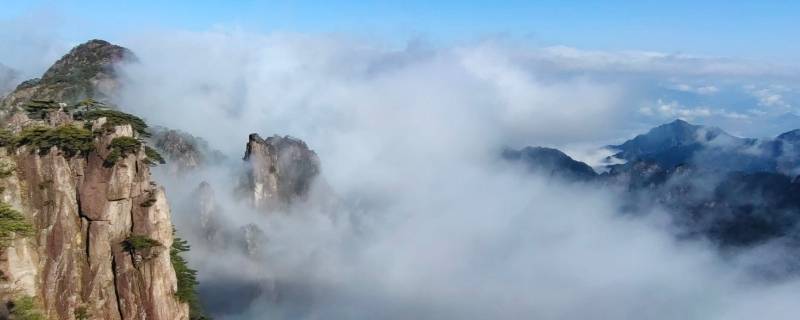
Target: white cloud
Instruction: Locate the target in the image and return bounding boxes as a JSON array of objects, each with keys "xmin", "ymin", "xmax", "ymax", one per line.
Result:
[
  {"xmin": 0, "ymin": 63, "xmax": 18, "ymax": 95},
  {"xmin": 746, "ymin": 85, "xmax": 793, "ymax": 112},
  {"xmin": 526, "ymin": 45, "xmax": 798, "ymax": 77},
  {"xmin": 640, "ymin": 99, "xmax": 751, "ymax": 121},
  {"xmin": 104, "ymin": 29, "xmax": 800, "ymax": 319},
  {"xmin": 669, "ymin": 83, "xmax": 720, "ymax": 95}
]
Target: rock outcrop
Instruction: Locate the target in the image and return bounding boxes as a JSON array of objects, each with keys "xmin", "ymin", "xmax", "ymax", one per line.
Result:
[
  {"xmin": 0, "ymin": 106, "xmax": 189, "ymax": 319},
  {"xmin": 1, "ymin": 39, "xmax": 133, "ymax": 111},
  {"xmin": 237, "ymin": 134, "xmax": 320, "ymax": 213},
  {"xmin": 0, "ymin": 39, "xmax": 194, "ymax": 319},
  {"xmin": 187, "ymin": 181, "xmax": 222, "ymax": 245},
  {"xmin": 148, "ymin": 127, "xmax": 225, "ymax": 175}
]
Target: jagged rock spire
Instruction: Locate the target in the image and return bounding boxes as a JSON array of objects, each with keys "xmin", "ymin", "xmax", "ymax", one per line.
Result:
[{"xmin": 238, "ymin": 134, "xmax": 320, "ymax": 212}]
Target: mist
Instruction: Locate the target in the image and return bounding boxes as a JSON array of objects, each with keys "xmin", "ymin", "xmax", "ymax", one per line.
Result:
[{"xmin": 104, "ymin": 30, "xmax": 800, "ymax": 319}]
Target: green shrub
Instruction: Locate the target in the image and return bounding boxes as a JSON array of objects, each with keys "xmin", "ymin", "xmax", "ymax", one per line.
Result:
[
  {"xmin": 14, "ymin": 125, "xmax": 94, "ymax": 157},
  {"xmin": 8, "ymin": 296, "xmax": 44, "ymax": 320},
  {"xmin": 82, "ymin": 109, "xmax": 151, "ymax": 137},
  {"xmin": 23, "ymin": 100, "xmax": 59, "ymax": 120},
  {"xmin": 122, "ymin": 234, "xmax": 162, "ymax": 252},
  {"xmin": 74, "ymin": 305, "xmax": 90, "ymax": 320},
  {"xmin": 74, "ymin": 98, "xmax": 103, "ymax": 108},
  {"xmin": 171, "ymin": 230, "xmax": 209, "ymax": 319},
  {"xmin": 104, "ymin": 136, "xmax": 142, "ymax": 166},
  {"xmin": 0, "ymin": 202, "xmax": 34, "ymax": 249},
  {"xmin": 0, "ymin": 159, "xmax": 15, "ymax": 178},
  {"xmin": 0, "ymin": 129, "xmax": 14, "ymax": 147},
  {"xmin": 144, "ymin": 146, "xmax": 166, "ymax": 166}
]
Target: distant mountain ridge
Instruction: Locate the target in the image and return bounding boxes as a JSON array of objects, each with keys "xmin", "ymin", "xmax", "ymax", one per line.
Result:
[
  {"xmin": 607, "ymin": 119, "xmax": 799, "ymax": 175},
  {"xmin": 505, "ymin": 119, "xmax": 800, "ymax": 256},
  {"xmin": 502, "ymin": 146, "xmax": 597, "ymax": 181}
]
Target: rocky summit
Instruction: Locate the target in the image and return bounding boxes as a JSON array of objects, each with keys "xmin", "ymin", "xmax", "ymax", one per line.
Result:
[
  {"xmin": 0, "ymin": 40, "xmax": 201, "ymax": 320},
  {"xmin": 237, "ymin": 133, "xmax": 320, "ymax": 213},
  {"xmin": 1, "ymin": 39, "xmax": 133, "ymax": 112}
]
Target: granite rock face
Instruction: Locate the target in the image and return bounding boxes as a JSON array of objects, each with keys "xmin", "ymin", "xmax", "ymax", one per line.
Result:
[
  {"xmin": 0, "ymin": 109, "xmax": 188, "ymax": 319},
  {"xmin": 237, "ymin": 134, "xmax": 320, "ymax": 213},
  {"xmin": 148, "ymin": 126, "xmax": 225, "ymax": 175}
]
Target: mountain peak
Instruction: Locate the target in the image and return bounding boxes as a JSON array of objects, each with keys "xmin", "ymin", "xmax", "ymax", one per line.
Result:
[
  {"xmin": 777, "ymin": 129, "xmax": 800, "ymax": 141},
  {"xmin": 668, "ymin": 118, "xmax": 692, "ymax": 126},
  {"xmin": 503, "ymin": 146, "xmax": 597, "ymax": 181},
  {"xmin": 1, "ymin": 39, "xmax": 134, "ymax": 109},
  {"xmin": 655, "ymin": 118, "xmax": 703, "ymax": 133},
  {"xmin": 240, "ymin": 134, "xmax": 320, "ymax": 212},
  {"xmin": 40, "ymin": 39, "xmax": 133, "ymax": 83}
]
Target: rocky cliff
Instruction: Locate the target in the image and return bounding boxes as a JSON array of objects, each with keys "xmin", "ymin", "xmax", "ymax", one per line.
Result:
[
  {"xmin": 148, "ymin": 127, "xmax": 225, "ymax": 175},
  {"xmin": 0, "ymin": 105, "xmax": 190, "ymax": 319},
  {"xmin": 237, "ymin": 134, "xmax": 320, "ymax": 213},
  {"xmin": 0, "ymin": 40, "xmax": 195, "ymax": 320}
]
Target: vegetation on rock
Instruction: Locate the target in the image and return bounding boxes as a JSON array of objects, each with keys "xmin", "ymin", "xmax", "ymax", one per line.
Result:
[
  {"xmin": 23, "ymin": 100, "xmax": 60, "ymax": 120},
  {"xmin": 122, "ymin": 234, "xmax": 162, "ymax": 252},
  {"xmin": 144, "ymin": 145, "xmax": 166, "ymax": 166},
  {"xmin": 0, "ymin": 202, "xmax": 34, "ymax": 249},
  {"xmin": 171, "ymin": 231, "xmax": 208, "ymax": 319},
  {"xmin": 7, "ymin": 296, "xmax": 44, "ymax": 320},
  {"xmin": 104, "ymin": 136, "xmax": 142, "ymax": 166},
  {"xmin": 81, "ymin": 109, "xmax": 150, "ymax": 137},
  {"xmin": 14, "ymin": 125, "xmax": 94, "ymax": 157},
  {"xmin": 0, "ymin": 158, "xmax": 15, "ymax": 178},
  {"xmin": 74, "ymin": 305, "xmax": 90, "ymax": 320},
  {"xmin": 0, "ymin": 129, "xmax": 15, "ymax": 147}
]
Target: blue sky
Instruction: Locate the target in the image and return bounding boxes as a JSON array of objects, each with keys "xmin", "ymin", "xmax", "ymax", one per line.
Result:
[{"xmin": 3, "ymin": 0, "xmax": 800, "ymax": 62}]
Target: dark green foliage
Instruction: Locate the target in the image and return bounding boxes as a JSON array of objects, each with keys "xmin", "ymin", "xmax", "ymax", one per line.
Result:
[
  {"xmin": 64, "ymin": 98, "xmax": 107, "ymax": 115},
  {"xmin": 0, "ymin": 202, "xmax": 34, "ymax": 249},
  {"xmin": 14, "ymin": 125, "xmax": 94, "ymax": 157},
  {"xmin": 74, "ymin": 98, "xmax": 103, "ymax": 108},
  {"xmin": 104, "ymin": 136, "xmax": 142, "ymax": 166},
  {"xmin": 83, "ymin": 109, "xmax": 150, "ymax": 137},
  {"xmin": 0, "ymin": 129, "xmax": 15, "ymax": 147},
  {"xmin": 74, "ymin": 305, "xmax": 90, "ymax": 320},
  {"xmin": 23, "ymin": 100, "xmax": 59, "ymax": 120},
  {"xmin": 171, "ymin": 230, "xmax": 208, "ymax": 319},
  {"xmin": 8, "ymin": 296, "xmax": 44, "ymax": 320},
  {"xmin": 144, "ymin": 145, "xmax": 166, "ymax": 166},
  {"xmin": 0, "ymin": 159, "xmax": 15, "ymax": 178},
  {"xmin": 122, "ymin": 234, "xmax": 162, "ymax": 252}
]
